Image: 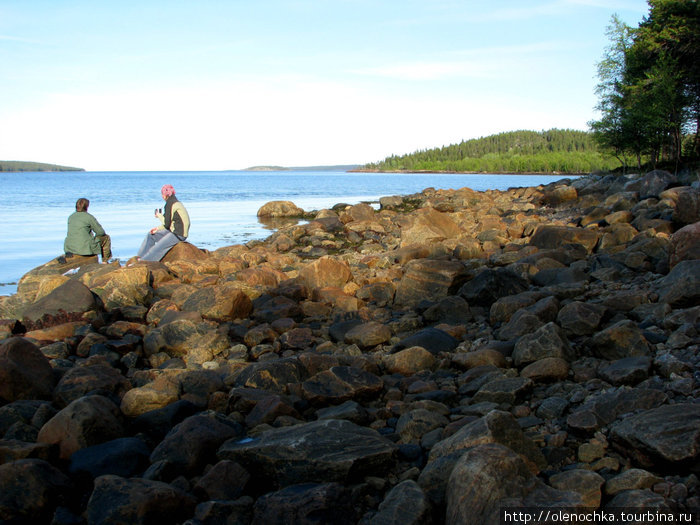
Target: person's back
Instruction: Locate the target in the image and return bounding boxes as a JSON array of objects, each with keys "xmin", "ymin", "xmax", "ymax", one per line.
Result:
[{"xmin": 63, "ymin": 198, "xmax": 111, "ymax": 261}]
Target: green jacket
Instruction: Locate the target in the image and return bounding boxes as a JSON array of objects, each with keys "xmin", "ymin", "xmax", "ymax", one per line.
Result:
[{"xmin": 64, "ymin": 211, "xmax": 106, "ymax": 255}]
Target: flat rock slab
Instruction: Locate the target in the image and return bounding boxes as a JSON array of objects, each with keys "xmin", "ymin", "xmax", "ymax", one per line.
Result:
[
  {"xmin": 610, "ymin": 403, "xmax": 700, "ymax": 471},
  {"xmin": 218, "ymin": 419, "xmax": 397, "ymax": 489}
]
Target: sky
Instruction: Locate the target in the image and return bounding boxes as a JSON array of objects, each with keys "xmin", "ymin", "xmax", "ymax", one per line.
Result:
[{"xmin": 0, "ymin": 0, "xmax": 650, "ymax": 171}]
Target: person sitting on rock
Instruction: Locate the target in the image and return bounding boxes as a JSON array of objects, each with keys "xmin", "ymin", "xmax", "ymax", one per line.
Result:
[
  {"xmin": 63, "ymin": 197, "xmax": 112, "ymax": 263},
  {"xmin": 134, "ymin": 184, "xmax": 190, "ymax": 262}
]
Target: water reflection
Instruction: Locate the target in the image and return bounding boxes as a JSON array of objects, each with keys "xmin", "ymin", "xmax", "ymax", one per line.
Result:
[{"xmin": 257, "ymin": 216, "xmax": 303, "ymax": 230}]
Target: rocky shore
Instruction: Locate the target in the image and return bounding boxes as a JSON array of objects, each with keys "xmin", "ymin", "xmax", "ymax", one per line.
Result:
[{"xmin": 0, "ymin": 169, "xmax": 698, "ymax": 524}]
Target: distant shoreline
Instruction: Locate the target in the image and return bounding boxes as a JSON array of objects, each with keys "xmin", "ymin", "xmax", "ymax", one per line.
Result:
[{"xmin": 0, "ymin": 161, "xmax": 84, "ymax": 172}]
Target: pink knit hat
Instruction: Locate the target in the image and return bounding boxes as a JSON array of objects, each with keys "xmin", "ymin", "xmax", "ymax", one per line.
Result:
[{"xmin": 161, "ymin": 184, "xmax": 176, "ymax": 198}]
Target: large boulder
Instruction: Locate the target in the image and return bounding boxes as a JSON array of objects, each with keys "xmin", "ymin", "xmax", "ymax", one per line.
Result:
[
  {"xmin": 53, "ymin": 363, "xmax": 131, "ymax": 408},
  {"xmin": 257, "ymin": 201, "xmax": 305, "ymax": 217},
  {"xmin": 181, "ymin": 284, "xmax": 253, "ymax": 321},
  {"xmin": 399, "ymin": 207, "xmax": 463, "ymax": 247},
  {"xmin": 218, "ymin": 419, "xmax": 397, "ymax": 489},
  {"xmin": 16, "ymin": 254, "xmax": 98, "ymax": 304},
  {"xmin": 529, "ymin": 225, "xmax": 600, "ymax": 254},
  {"xmin": 161, "ymin": 241, "xmax": 210, "ymax": 263},
  {"xmin": 610, "ymin": 403, "xmax": 700, "ymax": 471},
  {"xmin": 446, "ymin": 443, "xmax": 582, "ymax": 525},
  {"xmin": 37, "ymin": 395, "xmax": 125, "ymax": 460},
  {"xmin": 0, "ymin": 459, "xmax": 73, "ymax": 524},
  {"xmin": 298, "ymin": 256, "xmax": 353, "ymax": 292},
  {"xmin": 86, "ymin": 475, "xmax": 196, "ymax": 525},
  {"xmin": 669, "ymin": 222, "xmax": 700, "ymax": 269},
  {"xmin": 459, "ymin": 268, "xmax": 528, "ymax": 307},
  {"xmin": 82, "ymin": 265, "xmax": 153, "ymax": 310},
  {"xmin": 21, "ymin": 279, "xmax": 99, "ymax": 329},
  {"xmin": 301, "ymin": 366, "xmax": 383, "ymax": 406},
  {"xmin": 395, "ymin": 259, "xmax": 469, "ymax": 307},
  {"xmin": 0, "ymin": 337, "xmax": 56, "ymax": 404}
]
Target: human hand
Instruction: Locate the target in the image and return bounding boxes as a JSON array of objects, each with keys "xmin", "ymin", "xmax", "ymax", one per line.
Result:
[{"xmin": 150, "ymin": 227, "xmax": 158, "ymax": 234}]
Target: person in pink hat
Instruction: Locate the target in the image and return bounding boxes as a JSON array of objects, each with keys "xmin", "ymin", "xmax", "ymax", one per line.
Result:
[{"xmin": 134, "ymin": 184, "xmax": 190, "ymax": 262}]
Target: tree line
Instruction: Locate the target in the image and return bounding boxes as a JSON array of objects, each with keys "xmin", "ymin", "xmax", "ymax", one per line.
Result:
[
  {"xmin": 363, "ymin": 129, "xmax": 620, "ymax": 174},
  {"xmin": 590, "ymin": 0, "xmax": 699, "ymax": 172},
  {"xmin": 0, "ymin": 161, "xmax": 84, "ymax": 172}
]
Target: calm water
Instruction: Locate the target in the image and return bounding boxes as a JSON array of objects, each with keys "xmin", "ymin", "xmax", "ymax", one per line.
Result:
[{"xmin": 0, "ymin": 170, "xmax": 573, "ymax": 295}]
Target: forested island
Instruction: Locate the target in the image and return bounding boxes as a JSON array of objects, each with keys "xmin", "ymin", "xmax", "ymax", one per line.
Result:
[
  {"xmin": 361, "ymin": 129, "xmax": 620, "ymax": 174},
  {"xmin": 0, "ymin": 161, "xmax": 84, "ymax": 172}
]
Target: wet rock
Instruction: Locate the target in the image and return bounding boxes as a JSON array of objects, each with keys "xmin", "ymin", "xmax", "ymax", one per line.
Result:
[
  {"xmin": 0, "ymin": 337, "xmax": 56, "ymax": 404},
  {"xmin": 218, "ymin": 419, "xmax": 397, "ymax": 489},
  {"xmin": 86, "ymin": 474, "xmax": 196, "ymax": 525},
  {"xmin": 610, "ymin": 403, "xmax": 700, "ymax": 471}
]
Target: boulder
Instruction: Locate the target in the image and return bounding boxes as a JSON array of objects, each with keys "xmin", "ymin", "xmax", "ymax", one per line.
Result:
[
  {"xmin": 37, "ymin": 394, "xmax": 125, "ymax": 460},
  {"xmin": 590, "ymin": 320, "xmax": 651, "ymax": 360},
  {"xmin": 669, "ymin": 221, "xmax": 700, "ymax": 268},
  {"xmin": 16, "ymin": 254, "xmax": 98, "ymax": 304},
  {"xmin": 69, "ymin": 437, "xmax": 151, "ymax": 480},
  {"xmin": 301, "ymin": 366, "xmax": 383, "ymax": 406},
  {"xmin": 253, "ymin": 482, "xmax": 354, "ymax": 525},
  {"xmin": 21, "ymin": 278, "xmax": 99, "ymax": 329},
  {"xmin": 181, "ymin": 284, "xmax": 253, "ymax": 321},
  {"xmin": 257, "ymin": 200, "xmax": 305, "ymax": 217},
  {"xmin": 383, "ymin": 346, "xmax": 436, "ymax": 376},
  {"xmin": 0, "ymin": 459, "xmax": 73, "ymax": 524},
  {"xmin": 512, "ymin": 322, "xmax": 573, "ymax": 366},
  {"xmin": 459, "ymin": 268, "xmax": 528, "ymax": 307},
  {"xmin": 529, "ymin": 225, "xmax": 600, "ymax": 254},
  {"xmin": 393, "ymin": 327, "xmax": 459, "ymax": 355},
  {"xmin": 656, "ymin": 260, "xmax": 700, "ymax": 308},
  {"xmin": 343, "ymin": 321, "xmax": 392, "ymax": 348},
  {"xmin": 160, "ymin": 241, "xmax": 210, "ymax": 263},
  {"xmin": 429, "ymin": 410, "xmax": 545, "ymax": 472},
  {"xmin": 298, "ymin": 256, "xmax": 353, "ymax": 292},
  {"xmin": 400, "ymin": 207, "xmax": 462, "ymax": 247},
  {"xmin": 610, "ymin": 403, "xmax": 700, "ymax": 471},
  {"xmin": 53, "ymin": 363, "xmax": 131, "ymax": 408},
  {"xmin": 369, "ymin": 480, "xmax": 432, "ymax": 525},
  {"xmin": 218, "ymin": 419, "xmax": 397, "ymax": 489},
  {"xmin": 193, "ymin": 459, "xmax": 251, "ymax": 501},
  {"xmin": 446, "ymin": 443, "xmax": 582, "ymax": 525},
  {"xmin": 0, "ymin": 337, "xmax": 55, "ymax": 403},
  {"xmin": 395, "ymin": 259, "xmax": 469, "ymax": 307},
  {"xmin": 149, "ymin": 411, "xmax": 243, "ymax": 479},
  {"xmin": 556, "ymin": 301, "xmax": 606, "ymax": 336},
  {"xmin": 86, "ymin": 475, "xmax": 196, "ymax": 525},
  {"xmin": 396, "ymin": 408, "xmax": 449, "ymax": 444},
  {"xmin": 233, "ymin": 358, "xmax": 308, "ymax": 394},
  {"xmin": 120, "ymin": 374, "xmax": 181, "ymax": 418},
  {"xmin": 83, "ymin": 265, "xmax": 153, "ymax": 310},
  {"xmin": 672, "ymin": 187, "xmax": 700, "ymax": 225}
]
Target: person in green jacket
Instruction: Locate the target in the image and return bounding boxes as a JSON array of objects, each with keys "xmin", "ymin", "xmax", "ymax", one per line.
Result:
[{"xmin": 63, "ymin": 198, "xmax": 112, "ymax": 262}]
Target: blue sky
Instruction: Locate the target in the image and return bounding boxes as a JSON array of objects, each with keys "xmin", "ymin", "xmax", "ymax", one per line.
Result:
[{"xmin": 0, "ymin": 0, "xmax": 649, "ymax": 171}]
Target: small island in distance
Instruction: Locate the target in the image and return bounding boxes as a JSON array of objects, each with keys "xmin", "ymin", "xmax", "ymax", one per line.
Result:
[{"xmin": 0, "ymin": 161, "xmax": 84, "ymax": 172}]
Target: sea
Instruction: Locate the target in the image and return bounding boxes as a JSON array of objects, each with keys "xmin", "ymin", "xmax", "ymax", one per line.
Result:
[{"xmin": 0, "ymin": 170, "xmax": 575, "ymax": 296}]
